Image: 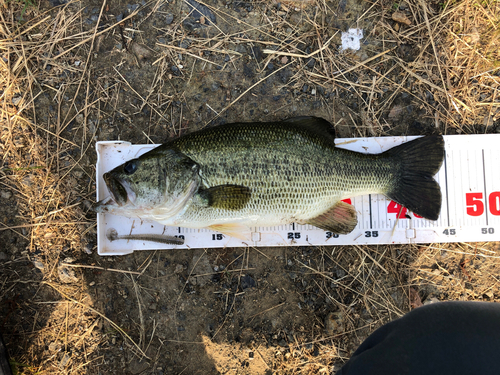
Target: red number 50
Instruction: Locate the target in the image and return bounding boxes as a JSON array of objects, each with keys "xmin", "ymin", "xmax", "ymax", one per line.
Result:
[{"xmin": 466, "ymin": 192, "xmax": 500, "ymax": 216}]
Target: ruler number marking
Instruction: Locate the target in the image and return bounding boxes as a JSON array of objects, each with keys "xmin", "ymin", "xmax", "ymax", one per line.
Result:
[
  {"xmin": 288, "ymin": 232, "xmax": 301, "ymax": 239},
  {"xmin": 443, "ymin": 229, "xmax": 456, "ymax": 235},
  {"xmin": 326, "ymin": 232, "xmax": 339, "ymax": 239},
  {"xmin": 490, "ymin": 192, "xmax": 500, "ymax": 215},
  {"xmin": 387, "ymin": 201, "xmax": 423, "ymax": 219},
  {"xmin": 481, "ymin": 228, "xmax": 495, "ymax": 234},
  {"xmin": 465, "ymin": 192, "xmax": 500, "ymax": 216}
]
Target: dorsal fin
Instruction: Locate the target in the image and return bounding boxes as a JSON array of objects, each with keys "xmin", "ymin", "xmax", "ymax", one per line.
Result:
[{"xmin": 283, "ymin": 116, "xmax": 336, "ymax": 142}]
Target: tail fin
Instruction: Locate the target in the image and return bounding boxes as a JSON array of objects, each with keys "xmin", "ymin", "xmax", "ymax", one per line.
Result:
[{"xmin": 384, "ymin": 136, "xmax": 445, "ymax": 220}]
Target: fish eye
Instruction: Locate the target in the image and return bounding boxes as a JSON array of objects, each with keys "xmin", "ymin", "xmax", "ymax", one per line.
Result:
[{"xmin": 123, "ymin": 160, "xmax": 137, "ymax": 175}]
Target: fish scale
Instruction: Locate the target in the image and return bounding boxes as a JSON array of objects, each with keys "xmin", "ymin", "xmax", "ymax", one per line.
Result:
[{"xmin": 169, "ymin": 125, "xmax": 392, "ymax": 228}]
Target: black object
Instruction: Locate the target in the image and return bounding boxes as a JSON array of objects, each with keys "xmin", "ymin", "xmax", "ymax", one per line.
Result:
[
  {"xmin": 0, "ymin": 333, "xmax": 13, "ymax": 375},
  {"xmin": 337, "ymin": 301, "xmax": 500, "ymax": 375}
]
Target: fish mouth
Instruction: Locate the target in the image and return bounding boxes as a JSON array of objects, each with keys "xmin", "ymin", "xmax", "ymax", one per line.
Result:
[
  {"xmin": 104, "ymin": 173, "xmax": 129, "ymax": 206},
  {"xmin": 94, "ymin": 173, "xmax": 133, "ymax": 213}
]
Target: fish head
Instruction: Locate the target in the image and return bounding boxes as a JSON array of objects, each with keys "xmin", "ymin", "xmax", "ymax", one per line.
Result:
[{"xmin": 94, "ymin": 147, "xmax": 199, "ymax": 218}]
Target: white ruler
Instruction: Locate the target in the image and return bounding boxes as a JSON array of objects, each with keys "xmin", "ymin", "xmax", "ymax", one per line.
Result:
[{"xmin": 96, "ymin": 135, "xmax": 500, "ymax": 255}]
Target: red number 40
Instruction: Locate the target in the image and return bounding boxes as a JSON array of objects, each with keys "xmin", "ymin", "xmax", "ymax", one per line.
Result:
[
  {"xmin": 466, "ymin": 192, "xmax": 500, "ymax": 216},
  {"xmin": 387, "ymin": 201, "xmax": 423, "ymax": 219}
]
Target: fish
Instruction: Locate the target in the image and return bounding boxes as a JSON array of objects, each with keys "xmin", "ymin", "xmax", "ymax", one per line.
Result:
[{"xmin": 94, "ymin": 116, "xmax": 445, "ymax": 239}]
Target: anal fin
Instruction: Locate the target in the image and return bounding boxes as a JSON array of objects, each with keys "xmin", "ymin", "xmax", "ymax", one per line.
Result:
[
  {"xmin": 306, "ymin": 201, "xmax": 358, "ymax": 234},
  {"xmin": 208, "ymin": 223, "xmax": 251, "ymax": 241}
]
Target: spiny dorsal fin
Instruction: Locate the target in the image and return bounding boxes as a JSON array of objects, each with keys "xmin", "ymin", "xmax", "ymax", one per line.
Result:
[
  {"xmin": 199, "ymin": 184, "xmax": 251, "ymax": 210},
  {"xmin": 283, "ymin": 116, "xmax": 336, "ymax": 141},
  {"xmin": 306, "ymin": 201, "xmax": 357, "ymax": 234}
]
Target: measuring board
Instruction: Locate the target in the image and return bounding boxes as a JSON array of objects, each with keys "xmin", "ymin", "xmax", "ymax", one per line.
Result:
[{"xmin": 95, "ymin": 135, "xmax": 500, "ymax": 255}]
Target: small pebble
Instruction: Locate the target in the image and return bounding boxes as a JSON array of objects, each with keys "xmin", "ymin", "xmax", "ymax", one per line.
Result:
[
  {"xmin": 423, "ymin": 297, "xmax": 440, "ymax": 305},
  {"xmin": 128, "ymin": 4, "xmax": 139, "ymax": 12},
  {"xmin": 165, "ymin": 13, "xmax": 174, "ymax": 24},
  {"xmin": 1, "ymin": 190, "xmax": 12, "ymax": 199},
  {"xmin": 171, "ymin": 66, "xmax": 180, "ymax": 76},
  {"xmin": 116, "ymin": 13, "xmax": 123, "ymax": 22},
  {"xmin": 241, "ymin": 274, "xmax": 256, "ymax": 289},
  {"xmin": 210, "ymin": 82, "xmax": 220, "ymax": 92},
  {"xmin": 174, "ymin": 264, "xmax": 184, "ymax": 274},
  {"xmin": 12, "ymin": 96, "xmax": 22, "ymax": 106},
  {"xmin": 32, "ymin": 260, "xmax": 45, "ymax": 270},
  {"xmin": 325, "ymin": 311, "xmax": 345, "ymax": 335},
  {"xmin": 83, "ymin": 244, "xmax": 93, "ymax": 254},
  {"xmin": 306, "ymin": 58, "xmax": 315, "ymax": 68}
]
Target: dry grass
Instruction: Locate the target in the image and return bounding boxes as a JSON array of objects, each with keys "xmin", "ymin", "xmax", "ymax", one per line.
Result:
[{"xmin": 1, "ymin": 0, "xmax": 499, "ymax": 373}]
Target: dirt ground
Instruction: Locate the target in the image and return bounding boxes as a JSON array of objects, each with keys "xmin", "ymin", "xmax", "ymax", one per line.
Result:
[{"xmin": 1, "ymin": 0, "xmax": 500, "ymax": 374}]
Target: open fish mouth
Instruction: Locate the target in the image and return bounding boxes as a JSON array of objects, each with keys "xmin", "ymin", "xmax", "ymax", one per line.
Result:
[
  {"xmin": 94, "ymin": 173, "xmax": 135, "ymax": 213},
  {"xmin": 105, "ymin": 173, "xmax": 129, "ymax": 206}
]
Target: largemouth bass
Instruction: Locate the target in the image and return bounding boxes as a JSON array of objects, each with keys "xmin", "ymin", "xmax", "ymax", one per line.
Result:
[{"xmin": 95, "ymin": 117, "xmax": 444, "ymax": 238}]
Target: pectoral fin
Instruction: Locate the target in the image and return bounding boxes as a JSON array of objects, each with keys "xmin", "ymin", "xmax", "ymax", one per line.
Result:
[
  {"xmin": 199, "ymin": 185, "xmax": 251, "ymax": 210},
  {"xmin": 208, "ymin": 223, "xmax": 251, "ymax": 241},
  {"xmin": 306, "ymin": 201, "xmax": 357, "ymax": 234}
]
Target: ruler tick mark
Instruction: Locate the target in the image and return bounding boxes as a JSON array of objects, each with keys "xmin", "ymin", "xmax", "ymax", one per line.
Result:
[
  {"xmin": 444, "ymin": 153, "xmax": 450, "ymax": 227},
  {"xmin": 368, "ymin": 194, "xmax": 373, "ymax": 229},
  {"xmin": 482, "ymin": 149, "xmax": 489, "ymax": 226}
]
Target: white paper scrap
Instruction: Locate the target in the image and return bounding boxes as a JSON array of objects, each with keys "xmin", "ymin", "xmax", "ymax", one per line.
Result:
[{"xmin": 341, "ymin": 28, "xmax": 363, "ymax": 51}]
